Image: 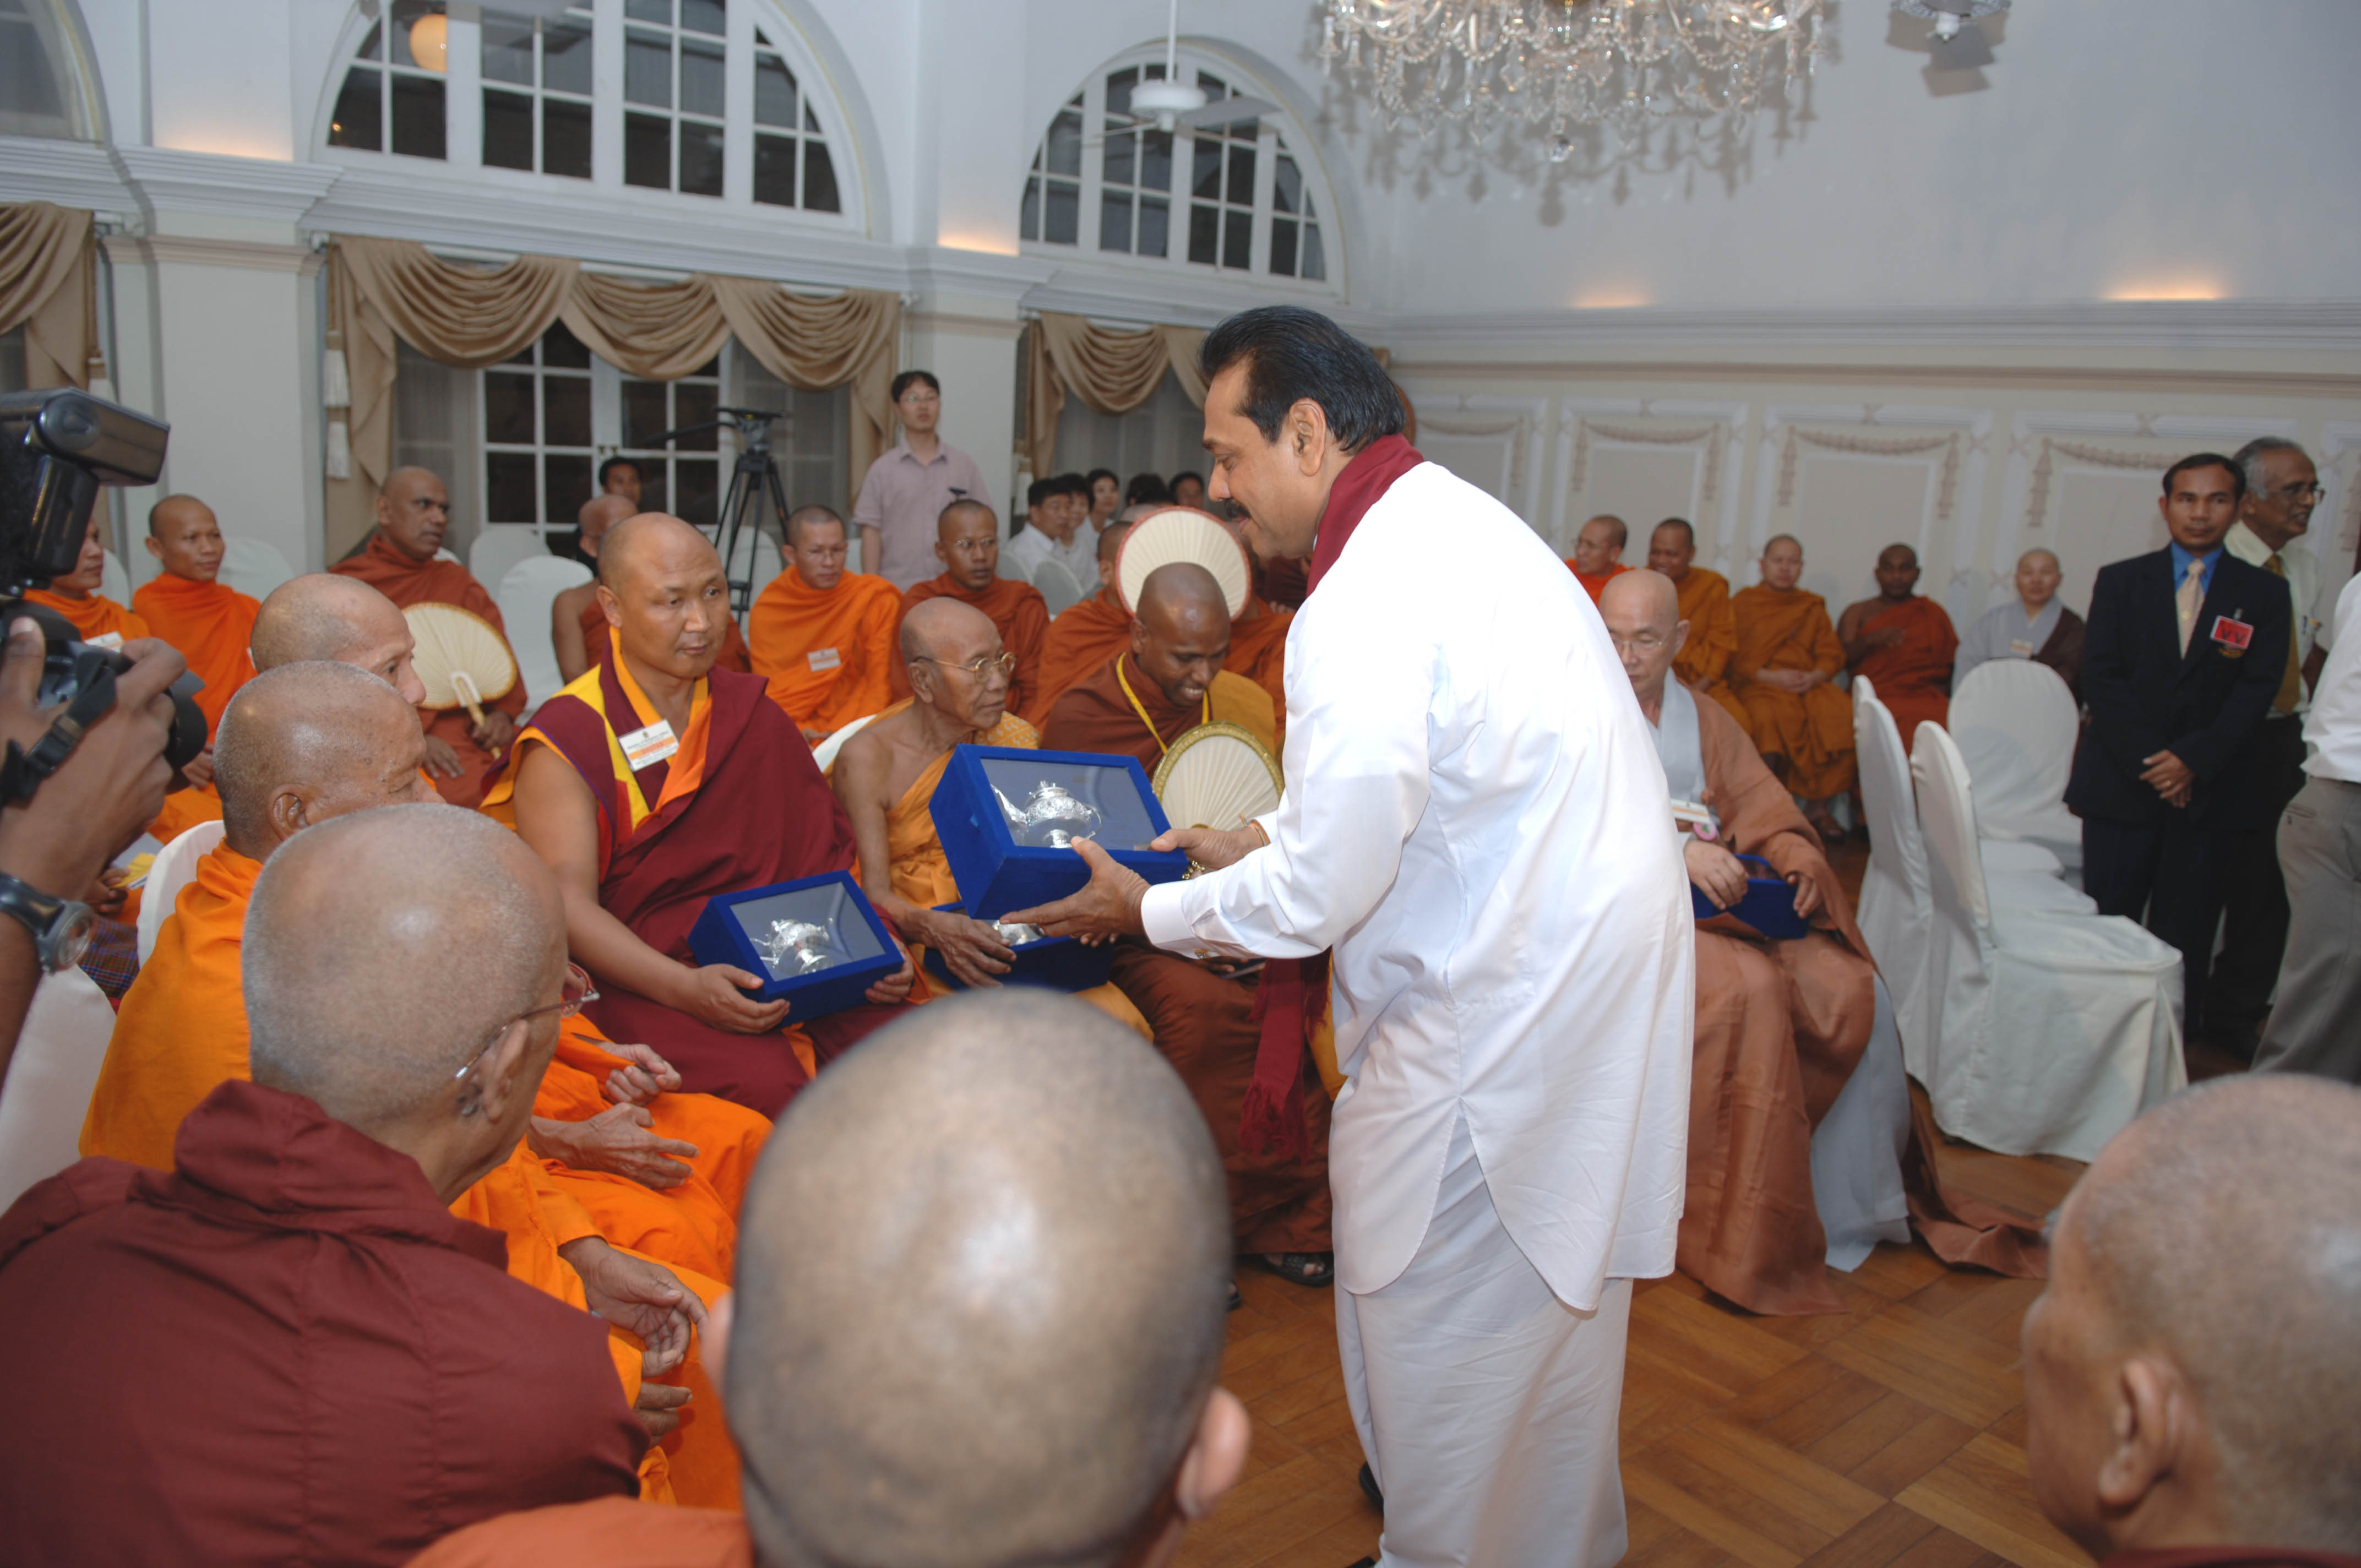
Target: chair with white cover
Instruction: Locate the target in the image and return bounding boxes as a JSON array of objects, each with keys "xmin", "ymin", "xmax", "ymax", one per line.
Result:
[
  {"xmin": 137, "ymin": 818, "xmax": 227, "ymax": 962},
  {"xmin": 220, "ymin": 536, "xmax": 296, "ymax": 602},
  {"xmin": 433, "ymin": 547, "xmax": 463, "ymax": 564},
  {"xmin": 0, "ymin": 968, "xmax": 118, "ymax": 1210},
  {"xmin": 1949, "ymin": 660, "xmax": 2082, "ymax": 877},
  {"xmin": 469, "ymin": 524, "xmax": 548, "ymax": 602},
  {"xmin": 1910, "ymin": 722, "xmax": 2184, "ymax": 1161},
  {"xmin": 811, "ymin": 712, "xmax": 879, "ymax": 774},
  {"xmin": 1029, "ymin": 557, "xmax": 1087, "ymax": 617},
  {"xmin": 497, "ymin": 556, "xmax": 593, "ymax": 712}
]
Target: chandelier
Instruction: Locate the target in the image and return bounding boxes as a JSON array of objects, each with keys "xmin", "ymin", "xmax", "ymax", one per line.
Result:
[{"xmin": 1319, "ymin": 0, "xmax": 1827, "ymax": 161}]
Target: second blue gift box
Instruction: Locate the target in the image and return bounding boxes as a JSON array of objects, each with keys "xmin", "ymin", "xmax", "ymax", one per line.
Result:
[
  {"xmin": 928, "ymin": 745, "xmax": 1189, "ymax": 921},
  {"xmin": 687, "ymin": 870, "xmax": 902, "ymax": 1016}
]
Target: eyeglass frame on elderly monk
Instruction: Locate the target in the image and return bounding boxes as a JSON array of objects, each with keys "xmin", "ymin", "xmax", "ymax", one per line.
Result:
[
  {"xmin": 911, "ymin": 650, "xmax": 1018, "ymax": 680},
  {"xmin": 454, "ymin": 963, "xmax": 599, "ymax": 1085}
]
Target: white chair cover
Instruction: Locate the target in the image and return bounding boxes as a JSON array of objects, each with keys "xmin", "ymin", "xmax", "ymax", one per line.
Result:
[
  {"xmin": 1030, "ymin": 557, "xmax": 1088, "ymax": 617},
  {"xmin": 1950, "ymin": 660, "xmax": 2082, "ymax": 875},
  {"xmin": 433, "ymin": 547, "xmax": 463, "ymax": 564},
  {"xmin": 468, "ymin": 525, "xmax": 548, "ymax": 602},
  {"xmin": 220, "ymin": 536, "xmax": 296, "ymax": 601},
  {"xmin": 137, "ymin": 818, "xmax": 227, "ymax": 962},
  {"xmin": 1809, "ymin": 973, "xmax": 1912, "ymax": 1271},
  {"xmin": 1911, "ymin": 723, "xmax": 2185, "ymax": 1161},
  {"xmin": 101, "ymin": 548, "xmax": 131, "ymax": 605},
  {"xmin": 497, "ymin": 556, "xmax": 594, "ymax": 713},
  {"xmin": 811, "ymin": 712, "xmax": 879, "ymax": 774},
  {"xmin": 0, "ymin": 968, "xmax": 117, "ymax": 1209},
  {"xmin": 1851, "ymin": 678, "xmax": 1938, "ymax": 1074}
]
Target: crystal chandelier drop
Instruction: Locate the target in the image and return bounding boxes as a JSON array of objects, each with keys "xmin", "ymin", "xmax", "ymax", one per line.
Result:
[{"xmin": 1319, "ymin": 0, "xmax": 1827, "ymax": 161}]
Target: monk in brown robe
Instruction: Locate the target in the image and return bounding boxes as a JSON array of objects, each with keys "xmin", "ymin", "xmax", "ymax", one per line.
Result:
[
  {"xmin": 1648, "ymin": 516, "xmax": 1749, "ymax": 728},
  {"xmin": 1032, "ymin": 518, "xmax": 1135, "ymax": 717},
  {"xmin": 498, "ymin": 515, "xmax": 915, "ymax": 1116},
  {"xmin": 1732, "ymin": 535, "xmax": 1856, "ymax": 841},
  {"xmin": 1604, "ymin": 571, "xmax": 1876, "ymax": 1314},
  {"xmin": 1038, "ymin": 564, "xmax": 1333, "ymax": 1282},
  {"xmin": 1565, "ymin": 513, "xmax": 1633, "ymax": 606},
  {"xmin": 746, "ymin": 504, "xmax": 900, "ymax": 742},
  {"xmin": 330, "ymin": 466, "xmax": 525, "ymax": 808},
  {"xmin": 890, "ymin": 500, "xmax": 1049, "ymax": 717},
  {"xmin": 1839, "ymin": 542, "xmax": 1960, "ymax": 754}
]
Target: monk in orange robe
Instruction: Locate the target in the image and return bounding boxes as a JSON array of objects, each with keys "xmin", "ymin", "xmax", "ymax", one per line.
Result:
[
  {"xmin": 79, "ymin": 667, "xmax": 739, "ymax": 1505},
  {"xmin": 746, "ymin": 504, "xmax": 900, "ymax": 741},
  {"xmin": 889, "ymin": 500, "xmax": 1049, "ymax": 718},
  {"xmin": 1838, "ymin": 542, "xmax": 1960, "ymax": 754},
  {"xmin": 1732, "ymin": 535, "xmax": 1856, "ymax": 841},
  {"xmin": 1037, "ymin": 565, "xmax": 1333, "ymax": 1278},
  {"xmin": 828, "ymin": 598, "xmax": 1150, "ymax": 1040},
  {"xmin": 1032, "ymin": 518, "xmax": 1136, "ymax": 718},
  {"xmin": 132, "ymin": 496, "xmax": 257, "ymax": 733},
  {"xmin": 1647, "ymin": 516, "xmax": 1749, "ymax": 728},
  {"xmin": 1565, "ymin": 513, "xmax": 1633, "ymax": 606},
  {"xmin": 330, "ymin": 466, "xmax": 526, "ymax": 808}
]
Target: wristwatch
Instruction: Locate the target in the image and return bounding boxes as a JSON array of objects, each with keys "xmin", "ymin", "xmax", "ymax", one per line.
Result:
[{"xmin": 0, "ymin": 873, "xmax": 97, "ymax": 974}]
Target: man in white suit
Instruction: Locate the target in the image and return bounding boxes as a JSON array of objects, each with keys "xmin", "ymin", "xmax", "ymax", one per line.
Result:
[{"xmin": 1009, "ymin": 306, "xmax": 1691, "ymax": 1568}]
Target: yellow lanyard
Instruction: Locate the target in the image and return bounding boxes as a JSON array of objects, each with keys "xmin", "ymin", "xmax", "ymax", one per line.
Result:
[{"xmin": 1114, "ymin": 654, "xmax": 1206, "ymax": 756}]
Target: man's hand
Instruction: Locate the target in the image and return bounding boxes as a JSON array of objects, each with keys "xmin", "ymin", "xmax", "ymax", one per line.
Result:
[
  {"xmin": 1683, "ymin": 839, "xmax": 1749, "ymax": 911},
  {"xmin": 676, "ymin": 962, "xmax": 791, "ymax": 1034},
  {"xmin": 1001, "ymin": 838, "xmax": 1151, "ymax": 945},
  {"xmin": 927, "ymin": 911, "xmax": 1015, "ymax": 988},
  {"xmin": 558, "ymin": 1237, "xmax": 706, "ymax": 1377},
  {"xmin": 1150, "ymin": 823, "xmax": 1264, "ymax": 873},
  {"xmin": 1758, "ymin": 668, "xmax": 1811, "ymax": 694},
  {"xmin": 472, "ymin": 709, "xmax": 520, "ymax": 753},
  {"xmin": 181, "ymin": 747, "xmax": 216, "ymax": 789},
  {"xmin": 635, "ymin": 1381, "xmax": 693, "ymax": 1439},
  {"xmin": 1786, "ymin": 866, "xmax": 1825, "ymax": 919},
  {"xmin": 865, "ymin": 943, "xmax": 917, "ymax": 1004},
  {"xmin": 600, "ymin": 1041, "xmax": 682, "ymax": 1107},
  {"xmin": 0, "ymin": 624, "xmax": 181, "ymax": 899},
  {"xmin": 420, "ymin": 733, "xmax": 466, "ymax": 779},
  {"xmin": 84, "ymin": 869, "xmax": 130, "ymax": 920},
  {"xmin": 2140, "ymin": 750, "xmax": 2194, "ymax": 809},
  {"xmin": 531, "ymin": 1106, "xmax": 698, "ymax": 1190}
]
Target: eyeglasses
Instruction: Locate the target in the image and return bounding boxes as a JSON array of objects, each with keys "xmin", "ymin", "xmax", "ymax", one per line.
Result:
[
  {"xmin": 2273, "ymin": 481, "xmax": 2326, "ymax": 502},
  {"xmin": 913, "ymin": 651, "xmax": 1018, "ymax": 680},
  {"xmin": 1608, "ymin": 632, "xmax": 1669, "ymax": 655},
  {"xmin": 456, "ymin": 963, "xmax": 599, "ymax": 1082}
]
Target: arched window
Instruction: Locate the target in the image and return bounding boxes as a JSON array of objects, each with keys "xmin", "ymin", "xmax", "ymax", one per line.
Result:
[
  {"xmin": 0, "ymin": 0, "xmax": 104, "ymax": 141},
  {"xmin": 323, "ymin": 0, "xmax": 853, "ymax": 225},
  {"xmin": 1020, "ymin": 50, "xmax": 1337, "ymax": 288}
]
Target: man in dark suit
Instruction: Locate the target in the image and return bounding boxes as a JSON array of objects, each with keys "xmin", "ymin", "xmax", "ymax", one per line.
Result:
[{"xmin": 2068, "ymin": 453, "xmax": 2291, "ymax": 1034}]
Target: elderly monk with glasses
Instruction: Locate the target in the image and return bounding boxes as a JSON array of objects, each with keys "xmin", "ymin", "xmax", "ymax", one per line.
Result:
[{"xmin": 888, "ymin": 499, "xmax": 1052, "ymax": 720}]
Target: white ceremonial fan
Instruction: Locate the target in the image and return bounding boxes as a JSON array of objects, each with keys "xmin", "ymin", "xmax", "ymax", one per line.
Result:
[
  {"xmin": 1117, "ymin": 508, "xmax": 1250, "ymax": 619},
  {"xmin": 404, "ymin": 601, "xmax": 519, "ymax": 749},
  {"xmin": 1154, "ymin": 722, "xmax": 1283, "ymax": 853}
]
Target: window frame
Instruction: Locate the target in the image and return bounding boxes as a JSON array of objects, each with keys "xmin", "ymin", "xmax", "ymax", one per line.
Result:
[{"xmin": 0, "ymin": 0, "xmax": 106, "ymax": 141}]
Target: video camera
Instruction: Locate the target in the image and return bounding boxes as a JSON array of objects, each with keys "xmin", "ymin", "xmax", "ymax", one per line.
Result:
[{"xmin": 0, "ymin": 387, "xmax": 208, "ymax": 799}]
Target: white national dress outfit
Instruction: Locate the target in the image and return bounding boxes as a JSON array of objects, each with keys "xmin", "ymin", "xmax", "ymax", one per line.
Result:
[{"xmin": 1140, "ymin": 444, "xmax": 1694, "ymax": 1568}]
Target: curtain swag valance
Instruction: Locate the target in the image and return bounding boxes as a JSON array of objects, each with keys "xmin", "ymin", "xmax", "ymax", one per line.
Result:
[
  {"xmin": 324, "ymin": 236, "xmax": 900, "ymax": 559},
  {"xmin": 0, "ymin": 202, "xmax": 106, "ymax": 393},
  {"xmin": 1022, "ymin": 310, "xmax": 1207, "ymax": 481}
]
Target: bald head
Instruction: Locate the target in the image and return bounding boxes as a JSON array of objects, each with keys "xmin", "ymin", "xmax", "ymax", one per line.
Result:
[
  {"xmin": 785, "ymin": 505, "xmax": 850, "ymax": 592},
  {"xmin": 728, "ymin": 992, "xmax": 1232, "ymax": 1568},
  {"xmin": 935, "ymin": 500, "xmax": 1000, "ymax": 592},
  {"xmin": 1873, "ymin": 542, "xmax": 1921, "ymax": 602},
  {"xmin": 2026, "ymin": 1076, "xmax": 2361, "ymax": 1554},
  {"xmin": 596, "ymin": 514, "xmax": 732, "ymax": 679},
  {"xmin": 1094, "ymin": 519, "xmax": 1133, "ymax": 594},
  {"xmin": 1600, "ymin": 569, "xmax": 1686, "ymax": 707},
  {"xmin": 1131, "ymin": 563, "xmax": 1231, "ymax": 711},
  {"xmin": 576, "ymin": 493, "xmax": 637, "ymax": 558},
  {"xmin": 145, "ymin": 494, "xmax": 225, "ymax": 585},
  {"xmin": 2015, "ymin": 547, "xmax": 2063, "ymax": 611},
  {"xmin": 244, "ymin": 806, "xmax": 564, "ymax": 1173},
  {"xmin": 213, "ymin": 660, "xmax": 438, "ymax": 858},
  {"xmin": 253, "ymin": 574, "xmax": 428, "ymax": 705},
  {"xmin": 1759, "ymin": 533, "xmax": 1804, "ymax": 591}
]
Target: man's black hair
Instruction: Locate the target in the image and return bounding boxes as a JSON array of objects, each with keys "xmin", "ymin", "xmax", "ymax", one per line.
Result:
[
  {"xmin": 1053, "ymin": 471, "xmax": 1092, "ymax": 499},
  {"xmin": 1169, "ymin": 469, "xmax": 1204, "ymax": 494},
  {"xmin": 1026, "ymin": 477, "xmax": 1058, "ymax": 510},
  {"xmin": 891, "ymin": 369, "xmax": 942, "ymax": 403},
  {"xmin": 1198, "ymin": 306, "xmax": 1405, "ymax": 453},
  {"xmin": 1124, "ymin": 472, "xmax": 1172, "ymax": 507},
  {"xmin": 1654, "ymin": 516, "xmax": 1695, "ymax": 546},
  {"xmin": 2162, "ymin": 451, "xmax": 2245, "ymax": 504},
  {"xmin": 1085, "ymin": 467, "xmax": 1119, "ymax": 492},
  {"xmin": 597, "ymin": 455, "xmax": 641, "ymax": 489}
]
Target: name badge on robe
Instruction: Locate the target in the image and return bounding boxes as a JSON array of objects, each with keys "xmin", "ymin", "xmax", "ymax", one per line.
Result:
[
  {"xmin": 2210, "ymin": 616, "xmax": 2253, "ymax": 655},
  {"xmin": 84, "ymin": 630, "xmax": 125, "ymax": 651},
  {"xmin": 617, "ymin": 718, "xmax": 680, "ymax": 771},
  {"xmin": 807, "ymin": 647, "xmax": 841, "ymax": 673},
  {"xmin": 2008, "ymin": 639, "xmax": 2035, "ymax": 656}
]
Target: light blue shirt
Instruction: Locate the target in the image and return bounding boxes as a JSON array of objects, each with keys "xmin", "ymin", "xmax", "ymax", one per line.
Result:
[{"xmin": 2167, "ymin": 540, "xmax": 2223, "ymax": 599}]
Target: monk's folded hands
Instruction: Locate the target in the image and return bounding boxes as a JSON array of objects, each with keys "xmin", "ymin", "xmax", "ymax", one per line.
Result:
[
  {"xmin": 599, "ymin": 1041, "xmax": 683, "ymax": 1106},
  {"xmin": 530, "ymin": 1105, "xmax": 699, "ymax": 1190}
]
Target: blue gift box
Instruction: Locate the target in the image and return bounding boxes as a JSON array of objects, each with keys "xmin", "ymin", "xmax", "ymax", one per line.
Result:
[
  {"xmin": 928, "ymin": 745, "xmax": 1189, "ymax": 921},
  {"xmin": 1691, "ymin": 854, "xmax": 1809, "ymax": 941},
  {"xmin": 687, "ymin": 871, "xmax": 902, "ymax": 1014},
  {"xmin": 920, "ymin": 903, "xmax": 1116, "ymax": 993}
]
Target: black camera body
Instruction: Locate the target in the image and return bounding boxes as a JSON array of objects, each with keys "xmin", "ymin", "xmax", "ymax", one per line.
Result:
[{"xmin": 0, "ymin": 387, "xmax": 208, "ymax": 783}]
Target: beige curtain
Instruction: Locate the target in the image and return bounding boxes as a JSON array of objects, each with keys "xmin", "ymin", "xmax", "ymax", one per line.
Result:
[
  {"xmin": 324, "ymin": 235, "xmax": 899, "ymax": 561},
  {"xmin": 1024, "ymin": 309, "xmax": 1206, "ymax": 480},
  {"xmin": 0, "ymin": 202, "xmax": 101, "ymax": 390}
]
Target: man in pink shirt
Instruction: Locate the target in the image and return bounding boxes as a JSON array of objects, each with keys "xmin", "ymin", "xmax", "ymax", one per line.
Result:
[{"xmin": 852, "ymin": 371, "xmax": 992, "ymax": 592}]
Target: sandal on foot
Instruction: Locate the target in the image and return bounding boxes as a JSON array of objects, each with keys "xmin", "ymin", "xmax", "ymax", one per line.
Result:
[{"xmin": 1245, "ymin": 1251, "xmax": 1336, "ymax": 1288}]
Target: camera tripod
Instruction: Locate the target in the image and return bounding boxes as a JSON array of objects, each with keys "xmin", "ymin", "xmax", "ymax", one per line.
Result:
[{"xmin": 644, "ymin": 406, "xmax": 791, "ymax": 616}]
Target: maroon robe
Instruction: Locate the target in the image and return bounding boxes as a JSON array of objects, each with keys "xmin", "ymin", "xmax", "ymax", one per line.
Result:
[{"xmin": 0, "ymin": 1081, "xmax": 645, "ymax": 1566}]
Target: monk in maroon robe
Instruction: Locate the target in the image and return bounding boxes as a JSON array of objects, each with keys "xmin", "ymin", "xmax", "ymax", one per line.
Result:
[
  {"xmin": 496, "ymin": 515, "xmax": 916, "ymax": 1115},
  {"xmin": 1839, "ymin": 543, "xmax": 1961, "ymax": 753}
]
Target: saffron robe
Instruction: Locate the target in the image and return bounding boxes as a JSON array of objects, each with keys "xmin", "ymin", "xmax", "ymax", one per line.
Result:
[
  {"xmin": 1671, "ymin": 568, "xmax": 1750, "ymax": 728},
  {"xmin": 744, "ymin": 568, "xmax": 900, "ymax": 734},
  {"xmin": 492, "ymin": 650, "xmax": 905, "ymax": 1115},
  {"xmin": 1655, "ymin": 686, "xmax": 1875, "ymax": 1314},
  {"xmin": 25, "ymin": 585, "xmax": 216, "ymax": 845},
  {"xmin": 1566, "ymin": 560, "xmax": 1630, "ymax": 606},
  {"xmin": 1849, "ymin": 595, "xmax": 1960, "ymax": 753},
  {"xmin": 0, "ymin": 1082, "xmax": 649, "ymax": 1566},
  {"xmin": 1731, "ymin": 584, "xmax": 1858, "ymax": 798},
  {"xmin": 1225, "ymin": 596, "xmax": 1294, "ymax": 739},
  {"xmin": 24, "ymin": 586, "xmax": 149, "ymax": 646},
  {"xmin": 1041, "ymin": 656, "xmax": 1333, "ymax": 1255},
  {"xmin": 130, "ymin": 572, "xmax": 258, "ymax": 732},
  {"xmin": 407, "ymin": 1497, "xmax": 750, "ymax": 1568},
  {"xmin": 1033, "ymin": 586, "xmax": 1132, "ymax": 719},
  {"xmin": 581, "ymin": 595, "xmax": 752, "ymax": 679},
  {"xmin": 332, "ymin": 532, "xmax": 529, "ymax": 809},
  {"xmin": 889, "ymin": 573, "xmax": 1051, "ymax": 717}
]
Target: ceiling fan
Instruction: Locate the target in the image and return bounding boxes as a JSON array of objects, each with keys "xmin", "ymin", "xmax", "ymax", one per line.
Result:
[{"xmin": 1105, "ymin": 0, "xmax": 1278, "ymax": 135}]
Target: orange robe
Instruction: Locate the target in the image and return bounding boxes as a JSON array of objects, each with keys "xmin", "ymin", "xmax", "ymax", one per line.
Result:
[
  {"xmin": 1848, "ymin": 595, "xmax": 1960, "ymax": 754},
  {"xmin": 1731, "ymin": 585, "xmax": 1857, "ymax": 799},
  {"xmin": 744, "ymin": 569, "xmax": 900, "ymax": 734},
  {"xmin": 889, "ymin": 574, "xmax": 1051, "ymax": 717},
  {"xmin": 405, "ymin": 1496, "xmax": 749, "ymax": 1567},
  {"xmin": 581, "ymin": 596, "xmax": 750, "ymax": 679},
  {"xmin": 1032, "ymin": 586, "xmax": 1132, "ymax": 721},
  {"xmin": 1566, "ymin": 560, "xmax": 1630, "ymax": 605},
  {"xmin": 1671, "ymin": 568, "xmax": 1749, "ymax": 728},
  {"xmin": 332, "ymin": 532, "xmax": 529, "ymax": 809},
  {"xmin": 130, "ymin": 573, "xmax": 258, "ymax": 732},
  {"xmin": 24, "ymin": 587, "xmax": 150, "ymax": 647},
  {"xmin": 1225, "ymin": 596, "xmax": 1293, "ymax": 740}
]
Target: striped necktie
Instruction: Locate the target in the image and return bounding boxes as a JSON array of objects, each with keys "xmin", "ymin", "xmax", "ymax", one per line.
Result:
[
  {"xmin": 2265, "ymin": 554, "xmax": 2302, "ymax": 713},
  {"xmin": 2177, "ymin": 557, "xmax": 2205, "ymax": 655}
]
